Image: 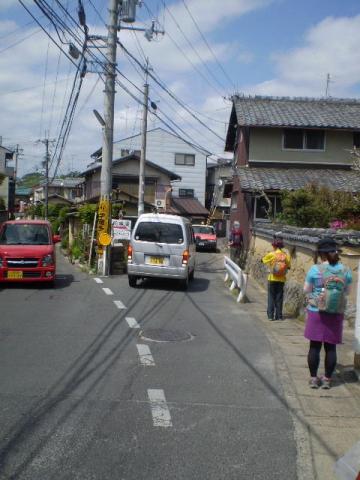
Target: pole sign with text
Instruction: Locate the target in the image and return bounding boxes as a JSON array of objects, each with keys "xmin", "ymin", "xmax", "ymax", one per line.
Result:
[
  {"xmin": 112, "ymin": 219, "xmax": 132, "ymax": 241},
  {"xmin": 97, "ymin": 199, "xmax": 111, "ymax": 253}
]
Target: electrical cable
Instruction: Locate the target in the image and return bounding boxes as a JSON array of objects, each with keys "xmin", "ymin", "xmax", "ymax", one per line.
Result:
[
  {"xmin": 118, "ymin": 41, "xmax": 225, "ymax": 142},
  {"xmin": 160, "ymin": 0, "xmax": 227, "ymax": 93},
  {"xmin": 17, "ymin": 0, "xmax": 79, "ymax": 67},
  {"xmin": 180, "ymin": 0, "xmax": 235, "ymax": 89},
  {"xmin": 143, "ymin": 0, "xmax": 224, "ymax": 96}
]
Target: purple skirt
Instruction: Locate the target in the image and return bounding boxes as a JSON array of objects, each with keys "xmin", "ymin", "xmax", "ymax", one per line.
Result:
[{"xmin": 304, "ymin": 310, "xmax": 344, "ymax": 345}]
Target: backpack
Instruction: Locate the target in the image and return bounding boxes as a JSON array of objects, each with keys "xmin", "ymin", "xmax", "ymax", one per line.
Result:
[
  {"xmin": 316, "ymin": 265, "xmax": 347, "ymax": 314},
  {"xmin": 271, "ymin": 252, "xmax": 288, "ymax": 276}
]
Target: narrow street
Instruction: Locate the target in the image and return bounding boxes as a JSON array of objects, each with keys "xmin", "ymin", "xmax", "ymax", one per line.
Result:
[{"xmin": 0, "ymin": 250, "xmax": 297, "ymax": 479}]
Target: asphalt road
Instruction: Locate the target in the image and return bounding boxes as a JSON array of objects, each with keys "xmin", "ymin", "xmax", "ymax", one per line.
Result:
[{"xmin": 0, "ymin": 250, "xmax": 297, "ymax": 479}]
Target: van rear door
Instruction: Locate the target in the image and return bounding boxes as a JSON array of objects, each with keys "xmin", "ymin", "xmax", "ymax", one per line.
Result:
[{"xmin": 132, "ymin": 221, "xmax": 186, "ymax": 267}]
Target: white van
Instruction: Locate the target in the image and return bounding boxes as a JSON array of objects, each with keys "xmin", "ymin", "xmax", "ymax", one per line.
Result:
[{"xmin": 127, "ymin": 213, "xmax": 196, "ymax": 289}]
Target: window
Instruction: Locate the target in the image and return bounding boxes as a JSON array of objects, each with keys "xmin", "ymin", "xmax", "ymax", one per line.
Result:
[
  {"xmin": 0, "ymin": 223, "xmax": 50, "ymax": 245},
  {"xmin": 283, "ymin": 129, "xmax": 325, "ymax": 150},
  {"xmin": 354, "ymin": 132, "xmax": 360, "ymax": 148},
  {"xmin": 193, "ymin": 226, "xmax": 215, "ymax": 235},
  {"xmin": 134, "ymin": 222, "xmax": 184, "ymax": 244},
  {"xmin": 179, "ymin": 189, "xmax": 194, "ymax": 198},
  {"xmin": 175, "ymin": 153, "xmax": 195, "ymax": 166},
  {"xmin": 254, "ymin": 195, "xmax": 282, "ymax": 221}
]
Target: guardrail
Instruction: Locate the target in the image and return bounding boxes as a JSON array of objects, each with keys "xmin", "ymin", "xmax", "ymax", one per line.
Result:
[{"xmin": 224, "ymin": 255, "xmax": 248, "ymax": 303}]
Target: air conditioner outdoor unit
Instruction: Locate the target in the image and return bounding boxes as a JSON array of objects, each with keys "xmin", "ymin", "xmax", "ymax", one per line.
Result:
[{"xmin": 155, "ymin": 199, "xmax": 166, "ymax": 209}]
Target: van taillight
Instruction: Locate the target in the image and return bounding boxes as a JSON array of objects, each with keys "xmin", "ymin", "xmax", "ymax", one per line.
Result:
[
  {"xmin": 127, "ymin": 244, "xmax": 133, "ymax": 261},
  {"xmin": 182, "ymin": 249, "xmax": 190, "ymax": 265}
]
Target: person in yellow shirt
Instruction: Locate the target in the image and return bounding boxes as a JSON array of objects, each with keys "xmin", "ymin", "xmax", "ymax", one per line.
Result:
[{"xmin": 262, "ymin": 238, "xmax": 291, "ymax": 321}]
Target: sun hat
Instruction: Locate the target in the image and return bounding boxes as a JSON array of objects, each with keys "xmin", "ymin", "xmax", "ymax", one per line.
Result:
[{"xmin": 317, "ymin": 237, "xmax": 340, "ymax": 253}]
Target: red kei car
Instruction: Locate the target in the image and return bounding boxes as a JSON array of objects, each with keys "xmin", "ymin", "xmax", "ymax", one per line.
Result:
[
  {"xmin": 192, "ymin": 224, "xmax": 217, "ymax": 252},
  {"xmin": 0, "ymin": 220, "xmax": 60, "ymax": 284}
]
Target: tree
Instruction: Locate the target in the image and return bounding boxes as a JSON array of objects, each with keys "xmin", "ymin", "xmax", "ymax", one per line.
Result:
[{"xmin": 17, "ymin": 172, "xmax": 44, "ymax": 188}]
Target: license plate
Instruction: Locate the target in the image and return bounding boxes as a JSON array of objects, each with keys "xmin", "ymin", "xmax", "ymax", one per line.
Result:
[
  {"xmin": 7, "ymin": 270, "xmax": 23, "ymax": 279},
  {"xmin": 149, "ymin": 256, "xmax": 164, "ymax": 265}
]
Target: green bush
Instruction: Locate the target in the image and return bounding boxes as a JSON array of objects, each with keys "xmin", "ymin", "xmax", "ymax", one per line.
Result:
[{"xmin": 278, "ymin": 184, "xmax": 360, "ymax": 228}]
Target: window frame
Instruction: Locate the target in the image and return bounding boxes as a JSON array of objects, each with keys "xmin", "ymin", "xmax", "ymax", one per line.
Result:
[
  {"xmin": 175, "ymin": 153, "xmax": 195, "ymax": 166},
  {"xmin": 179, "ymin": 188, "xmax": 194, "ymax": 198},
  {"xmin": 282, "ymin": 129, "xmax": 325, "ymax": 152},
  {"xmin": 253, "ymin": 194, "xmax": 282, "ymax": 222}
]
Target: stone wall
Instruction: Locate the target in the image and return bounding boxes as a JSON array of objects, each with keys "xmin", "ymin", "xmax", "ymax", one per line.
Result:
[{"xmin": 248, "ymin": 224, "xmax": 360, "ymax": 325}]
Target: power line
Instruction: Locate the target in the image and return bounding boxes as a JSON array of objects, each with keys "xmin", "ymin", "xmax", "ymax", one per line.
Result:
[
  {"xmin": 118, "ymin": 41, "xmax": 225, "ymax": 142},
  {"xmin": 180, "ymin": 0, "xmax": 235, "ymax": 89},
  {"xmin": 17, "ymin": 0, "xmax": 79, "ymax": 67},
  {"xmin": 160, "ymin": 0, "xmax": 227, "ymax": 93},
  {"xmin": 143, "ymin": 0, "xmax": 224, "ymax": 96}
]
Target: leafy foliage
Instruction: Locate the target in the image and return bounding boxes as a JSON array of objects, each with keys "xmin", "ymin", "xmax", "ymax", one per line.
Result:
[
  {"xmin": 0, "ymin": 196, "xmax": 5, "ymax": 210},
  {"xmin": 78, "ymin": 204, "xmax": 97, "ymax": 225},
  {"xmin": 277, "ymin": 184, "xmax": 360, "ymax": 229},
  {"xmin": 17, "ymin": 172, "xmax": 44, "ymax": 188}
]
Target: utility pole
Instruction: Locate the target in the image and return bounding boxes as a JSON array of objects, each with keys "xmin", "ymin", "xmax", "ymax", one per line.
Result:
[
  {"xmin": 44, "ymin": 138, "xmax": 50, "ymax": 220},
  {"xmin": 97, "ymin": 0, "xmax": 120, "ymax": 276},
  {"xmin": 138, "ymin": 59, "xmax": 149, "ymax": 216},
  {"xmin": 37, "ymin": 136, "xmax": 54, "ymax": 220}
]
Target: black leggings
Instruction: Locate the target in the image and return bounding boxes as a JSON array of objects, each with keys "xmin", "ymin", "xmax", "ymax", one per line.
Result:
[{"xmin": 308, "ymin": 340, "xmax": 337, "ymax": 379}]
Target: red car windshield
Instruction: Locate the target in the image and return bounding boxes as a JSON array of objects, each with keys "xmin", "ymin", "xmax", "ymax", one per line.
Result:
[
  {"xmin": 0, "ymin": 224, "xmax": 50, "ymax": 245},
  {"xmin": 193, "ymin": 226, "xmax": 215, "ymax": 235}
]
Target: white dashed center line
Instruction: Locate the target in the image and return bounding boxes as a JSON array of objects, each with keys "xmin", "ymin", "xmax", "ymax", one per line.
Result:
[
  {"xmin": 114, "ymin": 300, "xmax": 126, "ymax": 309},
  {"xmin": 94, "ymin": 278, "xmax": 103, "ymax": 284},
  {"xmin": 125, "ymin": 317, "xmax": 140, "ymax": 329},
  {"xmin": 102, "ymin": 287, "xmax": 113, "ymax": 295},
  {"xmin": 136, "ymin": 344, "xmax": 155, "ymax": 366},
  {"xmin": 147, "ymin": 389, "xmax": 172, "ymax": 427}
]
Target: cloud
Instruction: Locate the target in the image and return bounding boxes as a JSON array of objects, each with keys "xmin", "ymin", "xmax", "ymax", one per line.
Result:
[
  {"xmin": 0, "ymin": 0, "xmax": 271, "ymax": 175},
  {"xmin": 248, "ymin": 15, "xmax": 360, "ymax": 97}
]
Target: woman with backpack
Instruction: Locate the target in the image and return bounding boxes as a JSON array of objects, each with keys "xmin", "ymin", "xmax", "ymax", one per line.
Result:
[
  {"xmin": 304, "ymin": 237, "xmax": 352, "ymax": 389},
  {"xmin": 262, "ymin": 238, "xmax": 291, "ymax": 321}
]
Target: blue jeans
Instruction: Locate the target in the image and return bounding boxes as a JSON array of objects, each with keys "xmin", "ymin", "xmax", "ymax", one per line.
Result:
[{"xmin": 267, "ymin": 281, "xmax": 284, "ymax": 320}]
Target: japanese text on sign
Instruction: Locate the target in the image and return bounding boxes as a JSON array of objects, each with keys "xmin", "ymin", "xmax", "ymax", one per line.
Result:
[{"xmin": 112, "ymin": 219, "xmax": 132, "ymax": 240}]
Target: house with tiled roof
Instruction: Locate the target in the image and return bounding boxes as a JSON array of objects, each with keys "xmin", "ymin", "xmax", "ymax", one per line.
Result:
[{"xmin": 225, "ymin": 95, "xmax": 360, "ymax": 247}]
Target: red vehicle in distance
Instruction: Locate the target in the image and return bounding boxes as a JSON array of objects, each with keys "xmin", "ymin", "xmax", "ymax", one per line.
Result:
[
  {"xmin": 0, "ymin": 220, "xmax": 60, "ymax": 285},
  {"xmin": 192, "ymin": 224, "xmax": 217, "ymax": 252}
]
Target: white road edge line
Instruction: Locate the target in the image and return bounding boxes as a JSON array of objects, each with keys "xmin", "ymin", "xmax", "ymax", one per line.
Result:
[
  {"xmin": 114, "ymin": 300, "xmax": 126, "ymax": 309},
  {"xmin": 136, "ymin": 344, "xmax": 155, "ymax": 366},
  {"xmin": 125, "ymin": 317, "xmax": 140, "ymax": 329},
  {"xmin": 94, "ymin": 278, "xmax": 103, "ymax": 284},
  {"xmin": 102, "ymin": 287, "xmax": 113, "ymax": 295},
  {"xmin": 147, "ymin": 389, "xmax": 173, "ymax": 428}
]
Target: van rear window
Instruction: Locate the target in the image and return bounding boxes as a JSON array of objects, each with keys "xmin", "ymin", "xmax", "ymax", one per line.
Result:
[{"xmin": 135, "ymin": 222, "xmax": 184, "ymax": 244}]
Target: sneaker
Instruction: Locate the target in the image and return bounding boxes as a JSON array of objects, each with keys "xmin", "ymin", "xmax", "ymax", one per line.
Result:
[
  {"xmin": 309, "ymin": 377, "xmax": 320, "ymax": 389},
  {"xmin": 321, "ymin": 377, "xmax": 331, "ymax": 389}
]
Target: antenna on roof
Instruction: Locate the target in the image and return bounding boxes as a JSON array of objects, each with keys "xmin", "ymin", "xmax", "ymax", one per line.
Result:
[{"xmin": 325, "ymin": 73, "xmax": 333, "ymax": 98}]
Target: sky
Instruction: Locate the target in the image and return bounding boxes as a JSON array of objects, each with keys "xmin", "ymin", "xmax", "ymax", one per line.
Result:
[{"xmin": 0, "ymin": 0, "xmax": 360, "ymax": 177}]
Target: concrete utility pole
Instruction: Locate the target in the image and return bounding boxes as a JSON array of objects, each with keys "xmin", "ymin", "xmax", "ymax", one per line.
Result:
[
  {"xmin": 138, "ymin": 59, "xmax": 149, "ymax": 216},
  {"xmin": 98, "ymin": 0, "xmax": 120, "ymax": 276},
  {"xmin": 44, "ymin": 139, "xmax": 51, "ymax": 220},
  {"xmin": 38, "ymin": 137, "xmax": 53, "ymax": 220}
]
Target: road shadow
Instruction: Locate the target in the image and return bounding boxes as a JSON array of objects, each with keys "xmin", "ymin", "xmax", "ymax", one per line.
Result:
[
  {"xmin": 0, "ymin": 274, "xmax": 74, "ymax": 291},
  {"xmin": 135, "ymin": 276, "xmax": 209, "ymax": 292}
]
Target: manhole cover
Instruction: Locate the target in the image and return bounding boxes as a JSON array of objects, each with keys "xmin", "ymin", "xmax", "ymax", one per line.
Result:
[{"xmin": 140, "ymin": 328, "xmax": 193, "ymax": 343}]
